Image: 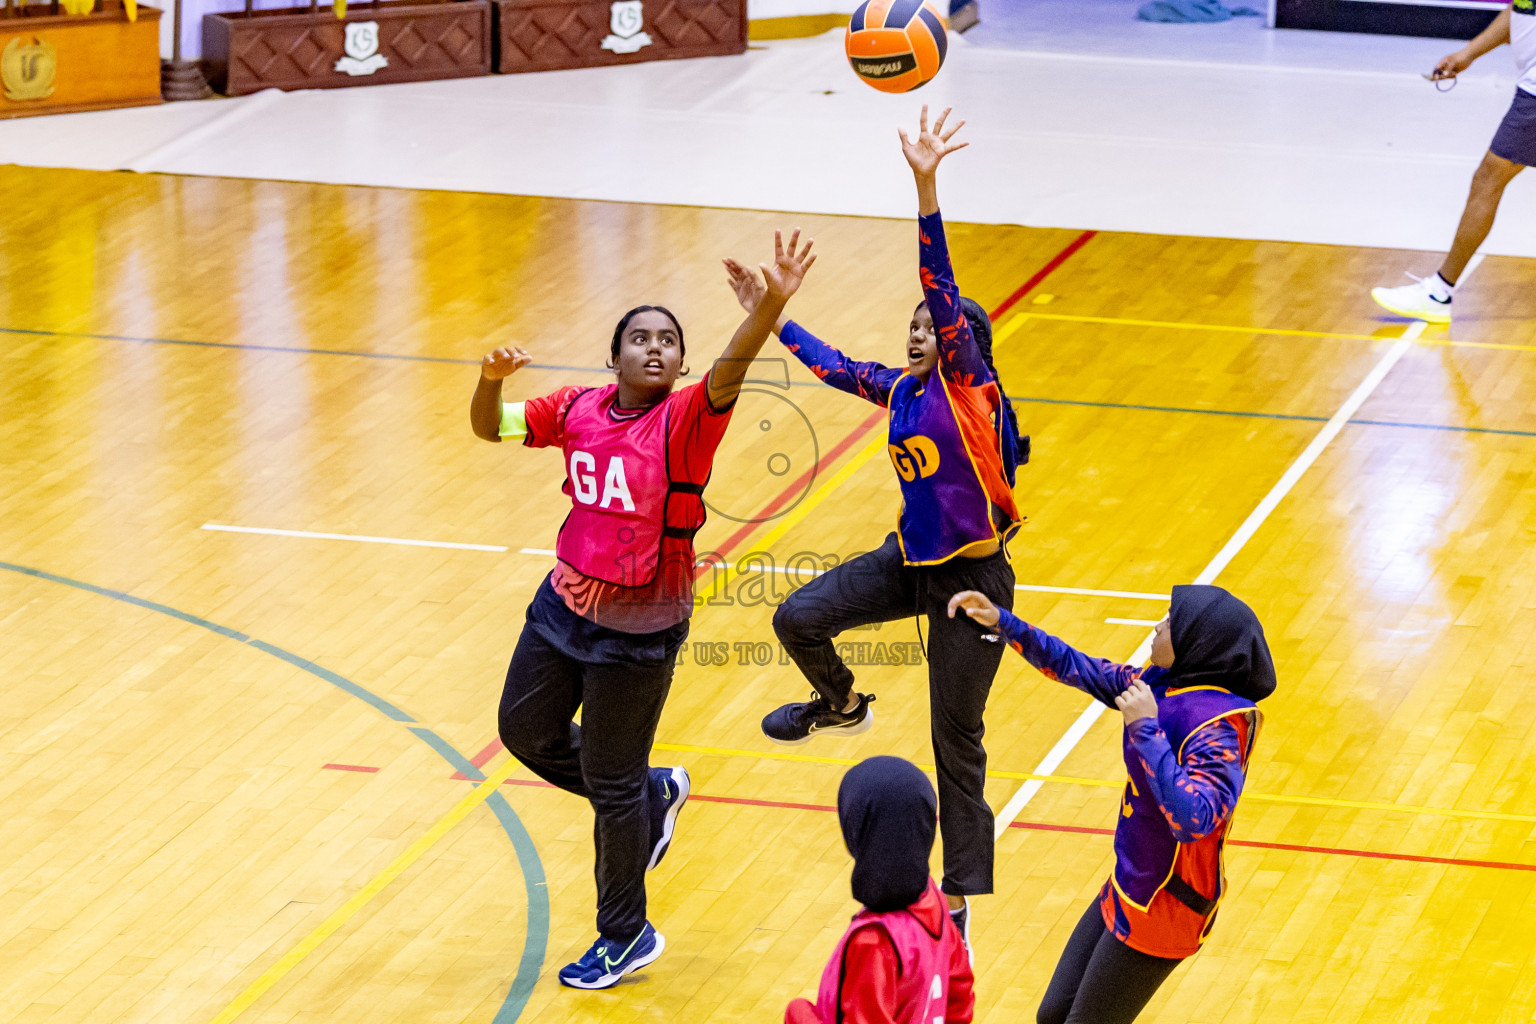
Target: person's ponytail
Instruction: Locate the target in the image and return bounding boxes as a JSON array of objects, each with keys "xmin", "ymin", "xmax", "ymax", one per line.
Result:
[{"xmin": 959, "ymin": 297, "xmax": 1029, "ymax": 485}]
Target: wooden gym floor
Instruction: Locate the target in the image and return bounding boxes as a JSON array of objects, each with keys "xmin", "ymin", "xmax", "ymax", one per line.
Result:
[{"xmin": 3, "ymin": 165, "xmax": 1536, "ymax": 1024}]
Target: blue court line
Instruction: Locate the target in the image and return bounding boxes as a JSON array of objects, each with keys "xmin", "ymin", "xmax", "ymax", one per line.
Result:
[
  {"xmin": 1010, "ymin": 395, "xmax": 1330, "ymax": 423},
  {"xmin": 0, "ymin": 324, "xmax": 800, "ymax": 386},
  {"xmin": 410, "ymin": 726, "xmax": 483, "ymax": 778},
  {"xmin": 1350, "ymin": 418, "xmax": 1536, "ymax": 439},
  {"xmin": 0, "ymin": 560, "xmax": 548, "ymax": 1024},
  {"xmin": 12, "ymin": 323, "xmax": 1536, "ymax": 440}
]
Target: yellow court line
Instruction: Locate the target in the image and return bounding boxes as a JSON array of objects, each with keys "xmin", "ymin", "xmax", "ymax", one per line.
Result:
[
  {"xmin": 207, "ymin": 755, "xmax": 523, "ymax": 1024},
  {"xmin": 653, "ymin": 741, "xmax": 1536, "ymax": 825},
  {"xmin": 996, "ymin": 311, "xmax": 1536, "ymax": 356}
]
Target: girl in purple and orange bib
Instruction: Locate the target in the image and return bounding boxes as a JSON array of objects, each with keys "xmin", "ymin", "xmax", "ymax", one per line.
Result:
[
  {"xmin": 786, "ymin": 756, "xmax": 975, "ymax": 1024},
  {"xmin": 469, "ymin": 230, "xmax": 816, "ymax": 990},
  {"xmin": 947, "ymin": 584, "xmax": 1275, "ymax": 1024},
  {"xmin": 724, "ymin": 106, "xmax": 1028, "ymax": 946}
]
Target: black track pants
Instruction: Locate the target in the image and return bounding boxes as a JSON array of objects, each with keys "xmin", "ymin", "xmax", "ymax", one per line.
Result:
[{"xmin": 772, "ymin": 532, "xmax": 1014, "ymax": 895}]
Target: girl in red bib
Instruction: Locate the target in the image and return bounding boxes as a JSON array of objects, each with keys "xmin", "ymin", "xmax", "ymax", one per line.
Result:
[
  {"xmin": 787, "ymin": 756, "xmax": 975, "ymax": 1024},
  {"xmin": 470, "ymin": 230, "xmax": 816, "ymax": 990}
]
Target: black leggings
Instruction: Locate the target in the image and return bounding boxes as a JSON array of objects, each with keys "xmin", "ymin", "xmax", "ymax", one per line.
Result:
[
  {"xmin": 771, "ymin": 532, "xmax": 1014, "ymax": 895},
  {"xmin": 497, "ymin": 580, "xmax": 684, "ymax": 943},
  {"xmin": 1037, "ymin": 901, "xmax": 1183, "ymax": 1024}
]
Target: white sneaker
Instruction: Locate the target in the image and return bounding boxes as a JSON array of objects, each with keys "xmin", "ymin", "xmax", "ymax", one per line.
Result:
[{"xmin": 1371, "ymin": 275, "xmax": 1452, "ymax": 324}]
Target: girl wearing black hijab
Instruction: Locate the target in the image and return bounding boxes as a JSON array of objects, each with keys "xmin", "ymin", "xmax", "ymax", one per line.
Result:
[
  {"xmin": 946, "ymin": 585, "xmax": 1275, "ymax": 1024},
  {"xmin": 786, "ymin": 756, "xmax": 976, "ymax": 1024}
]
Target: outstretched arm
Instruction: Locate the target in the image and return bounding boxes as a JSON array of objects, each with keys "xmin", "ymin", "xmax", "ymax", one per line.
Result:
[
  {"xmin": 723, "ymin": 254, "xmax": 900, "ymax": 406},
  {"xmin": 470, "ymin": 346, "xmax": 533, "ymax": 442},
  {"xmin": 947, "ymin": 592, "xmax": 1139, "ymax": 707},
  {"xmin": 900, "ymin": 106, "xmax": 990, "ymax": 385},
  {"xmin": 708, "ymin": 229, "xmax": 816, "ymax": 411}
]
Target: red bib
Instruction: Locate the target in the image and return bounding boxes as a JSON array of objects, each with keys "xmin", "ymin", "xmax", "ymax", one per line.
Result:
[{"xmin": 815, "ymin": 881, "xmax": 958, "ymax": 1024}]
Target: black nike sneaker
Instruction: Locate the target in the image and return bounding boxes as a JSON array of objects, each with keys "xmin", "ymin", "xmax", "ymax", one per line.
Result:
[{"xmin": 760, "ymin": 692, "xmax": 876, "ymax": 745}]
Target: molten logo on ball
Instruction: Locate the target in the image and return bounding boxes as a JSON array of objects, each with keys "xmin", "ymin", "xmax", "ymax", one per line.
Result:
[{"xmin": 845, "ymin": 0, "xmax": 948, "ymax": 94}]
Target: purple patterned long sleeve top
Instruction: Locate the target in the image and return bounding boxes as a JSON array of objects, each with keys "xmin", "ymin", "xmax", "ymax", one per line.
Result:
[{"xmin": 994, "ymin": 607, "xmax": 1246, "ymax": 842}]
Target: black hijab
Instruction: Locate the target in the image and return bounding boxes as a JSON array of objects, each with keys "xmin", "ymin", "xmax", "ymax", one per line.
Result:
[
  {"xmin": 1167, "ymin": 584, "xmax": 1276, "ymax": 702},
  {"xmin": 838, "ymin": 756, "xmax": 936, "ymax": 913}
]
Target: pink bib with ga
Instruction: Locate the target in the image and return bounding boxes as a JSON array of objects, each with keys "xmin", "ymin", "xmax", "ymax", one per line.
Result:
[{"xmin": 554, "ymin": 385, "xmax": 703, "ymax": 588}]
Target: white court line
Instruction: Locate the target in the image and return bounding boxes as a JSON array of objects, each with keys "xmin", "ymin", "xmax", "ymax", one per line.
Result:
[
  {"xmin": 993, "ymin": 324, "xmax": 1422, "ymax": 839},
  {"xmin": 1020, "ymin": 585, "xmax": 1167, "ymax": 601},
  {"xmin": 1106, "ymin": 618, "xmax": 1162, "ymax": 627},
  {"xmin": 203, "ymin": 523, "xmax": 508, "ymax": 552}
]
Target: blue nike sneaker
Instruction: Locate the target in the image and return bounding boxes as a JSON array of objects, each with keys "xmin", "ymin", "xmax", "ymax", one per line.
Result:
[
  {"xmin": 647, "ymin": 766, "xmax": 690, "ymax": 871},
  {"xmin": 557, "ymin": 922, "xmax": 665, "ymax": 989}
]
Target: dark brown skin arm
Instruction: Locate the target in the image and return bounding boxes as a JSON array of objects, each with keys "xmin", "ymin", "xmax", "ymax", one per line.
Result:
[{"xmin": 470, "ymin": 345, "xmax": 532, "ymax": 442}]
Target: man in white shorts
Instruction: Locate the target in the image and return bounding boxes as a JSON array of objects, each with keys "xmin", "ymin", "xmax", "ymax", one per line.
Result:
[{"xmin": 1371, "ymin": 0, "xmax": 1534, "ymax": 324}]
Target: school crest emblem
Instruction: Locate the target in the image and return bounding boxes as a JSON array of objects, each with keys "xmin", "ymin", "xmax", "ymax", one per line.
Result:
[
  {"xmin": 335, "ymin": 21, "xmax": 388, "ymax": 76},
  {"xmin": 601, "ymin": 0, "xmax": 652, "ymax": 54},
  {"xmin": 2, "ymin": 36, "xmax": 56, "ymax": 102}
]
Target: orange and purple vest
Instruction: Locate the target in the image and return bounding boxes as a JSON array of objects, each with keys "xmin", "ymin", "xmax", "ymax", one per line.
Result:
[
  {"xmin": 1113, "ymin": 682, "xmax": 1261, "ymax": 926},
  {"xmin": 887, "ymin": 371, "xmax": 1021, "ymax": 565}
]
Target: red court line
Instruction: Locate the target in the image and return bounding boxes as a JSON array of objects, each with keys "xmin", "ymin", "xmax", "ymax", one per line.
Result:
[
  {"xmin": 1226, "ymin": 837, "xmax": 1536, "ymax": 874},
  {"xmin": 988, "ymin": 229, "xmax": 1097, "ymax": 322},
  {"xmin": 322, "ymin": 763, "xmax": 380, "ymax": 774},
  {"xmin": 469, "ymin": 738, "xmax": 503, "ymax": 768},
  {"xmin": 449, "ymin": 737, "xmax": 509, "ymax": 781},
  {"xmin": 382, "ymin": 769, "xmax": 1536, "ymax": 875}
]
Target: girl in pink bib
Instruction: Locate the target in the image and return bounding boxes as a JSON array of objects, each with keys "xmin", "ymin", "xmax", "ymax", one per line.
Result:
[{"xmin": 470, "ymin": 229, "xmax": 816, "ymax": 991}]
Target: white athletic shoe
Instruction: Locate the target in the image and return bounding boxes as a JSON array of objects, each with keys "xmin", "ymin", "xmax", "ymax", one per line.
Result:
[{"xmin": 1371, "ymin": 275, "xmax": 1452, "ymax": 324}]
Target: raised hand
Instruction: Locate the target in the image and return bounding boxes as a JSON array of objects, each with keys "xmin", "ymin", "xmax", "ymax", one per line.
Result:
[
  {"xmin": 898, "ymin": 105, "xmax": 968, "ymax": 179},
  {"xmin": 760, "ymin": 228, "xmax": 817, "ymax": 302},
  {"xmin": 947, "ymin": 590, "xmax": 1000, "ymax": 628},
  {"xmin": 481, "ymin": 346, "xmax": 532, "ymax": 381},
  {"xmin": 722, "ymin": 257, "xmax": 767, "ymax": 314}
]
